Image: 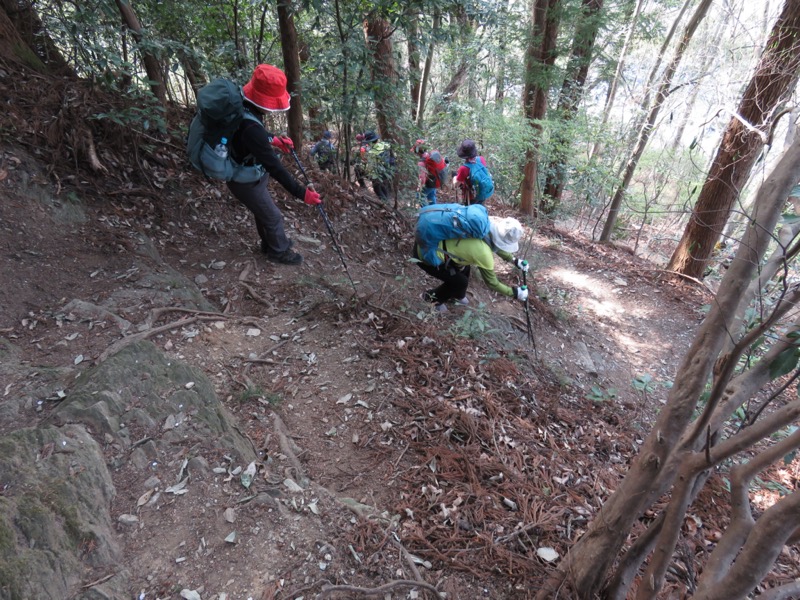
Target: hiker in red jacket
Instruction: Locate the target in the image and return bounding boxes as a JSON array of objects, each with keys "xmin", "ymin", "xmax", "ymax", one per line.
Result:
[
  {"xmin": 454, "ymin": 139, "xmax": 490, "ymax": 205},
  {"xmin": 411, "ymin": 139, "xmax": 448, "ymax": 205}
]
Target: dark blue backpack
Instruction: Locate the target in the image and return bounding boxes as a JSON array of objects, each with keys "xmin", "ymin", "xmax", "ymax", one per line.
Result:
[
  {"xmin": 415, "ymin": 203, "xmax": 490, "ymax": 266},
  {"xmin": 465, "ymin": 158, "xmax": 494, "ymax": 203}
]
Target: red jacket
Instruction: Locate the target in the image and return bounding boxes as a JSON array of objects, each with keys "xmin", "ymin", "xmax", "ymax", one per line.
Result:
[{"xmin": 420, "ymin": 150, "xmax": 446, "ymax": 189}]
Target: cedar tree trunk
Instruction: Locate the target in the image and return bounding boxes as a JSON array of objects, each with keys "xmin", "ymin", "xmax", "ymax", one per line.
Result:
[
  {"xmin": 519, "ymin": 0, "xmax": 561, "ymax": 216},
  {"xmin": 667, "ymin": 0, "xmax": 800, "ymax": 278},
  {"xmin": 0, "ymin": 0, "xmax": 73, "ymax": 75},
  {"xmin": 277, "ymin": 0, "xmax": 304, "ymax": 145},
  {"xmin": 407, "ymin": 15, "xmax": 422, "ymax": 122},
  {"xmin": 364, "ymin": 17, "xmax": 399, "ymax": 141},
  {"xmin": 542, "ymin": 0, "xmax": 604, "ymax": 209}
]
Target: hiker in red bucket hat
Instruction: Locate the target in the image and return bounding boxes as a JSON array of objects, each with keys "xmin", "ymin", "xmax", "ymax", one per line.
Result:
[
  {"xmin": 242, "ymin": 64, "xmax": 291, "ymax": 111},
  {"xmin": 227, "ymin": 64, "xmax": 321, "ymax": 265}
]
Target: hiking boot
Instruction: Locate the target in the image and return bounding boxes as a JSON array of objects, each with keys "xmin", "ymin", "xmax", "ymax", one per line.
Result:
[
  {"xmin": 261, "ymin": 239, "xmax": 293, "ymax": 254},
  {"xmin": 266, "ymin": 249, "xmax": 303, "ymax": 265},
  {"xmin": 434, "ymin": 303, "xmax": 448, "ymax": 313},
  {"xmin": 452, "ymin": 296, "xmax": 469, "ymax": 306}
]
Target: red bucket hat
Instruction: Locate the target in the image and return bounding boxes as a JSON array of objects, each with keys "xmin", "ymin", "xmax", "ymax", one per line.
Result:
[{"xmin": 242, "ymin": 64, "xmax": 291, "ymax": 112}]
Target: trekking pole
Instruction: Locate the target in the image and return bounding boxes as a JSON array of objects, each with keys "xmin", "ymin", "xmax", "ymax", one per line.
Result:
[
  {"xmin": 288, "ymin": 149, "xmax": 358, "ymax": 295},
  {"xmin": 521, "ymin": 268, "xmax": 538, "ymax": 360}
]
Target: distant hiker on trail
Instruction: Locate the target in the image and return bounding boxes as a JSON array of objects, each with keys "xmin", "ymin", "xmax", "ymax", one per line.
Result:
[
  {"xmin": 361, "ymin": 130, "xmax": 394, "ymax": 202},
  {"xmin": 454, "ymin": 139, "xmax": 494, "ymax": 205},
  {"xmin": 352, "ymin": 132, "xmax": 368, "ymax": 188},
  {"xmin": 413, "ymin": 207, "xmax": 530, "ymax": 313},
  {"xmin": 411, "ymin": 138, "xmax": 448, "ymax": 205},
  {"xmin": 311, "ymin": 130, "xmax": 335, "ymax": 172},
  {"xmin": 225, "ymin": 64, "xmax": 322, "ymax": 265}
]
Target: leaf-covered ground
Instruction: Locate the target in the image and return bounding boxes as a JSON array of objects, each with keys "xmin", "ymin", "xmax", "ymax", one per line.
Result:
[{"xmin": 2, "ymin": 63, "xmax": 799, "ymax": 599}]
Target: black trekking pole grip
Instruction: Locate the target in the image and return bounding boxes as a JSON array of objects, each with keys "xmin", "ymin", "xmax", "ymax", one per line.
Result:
[{"xmin": 289, "ymin": 149, "xmax": 358, "ymax": 295}]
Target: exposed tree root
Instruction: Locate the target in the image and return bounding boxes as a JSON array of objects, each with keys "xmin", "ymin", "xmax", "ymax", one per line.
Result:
[
  {"xmin": 317, "ymin": 578, "xmax": 443, "ymax": 599},
  {"xmin": 143, "ymin": 306, "xmax": 227, "ymax": 329},
  {"xmin": 96, "ymin": 315, "xmax": 218, "ymax": 363},
  {"xmin": 240, "ymin": 281, "xmax": 276, "ymax": 309},
  {"xmin": 272, "ymin": 412, "xmax": 310, "ymax": 488}
]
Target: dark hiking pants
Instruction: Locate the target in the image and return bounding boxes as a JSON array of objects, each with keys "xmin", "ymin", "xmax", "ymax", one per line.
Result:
[
  {"xmin": 412, "ymin": 243, "xmax": 471, "ymax": 303},
  {"xmin": 228, "ymin": 175, "xmax": 291, "ymax": 255},
  {"xmin": 372, "ymin": 178, "xmax": 391, "ymax": 202}
]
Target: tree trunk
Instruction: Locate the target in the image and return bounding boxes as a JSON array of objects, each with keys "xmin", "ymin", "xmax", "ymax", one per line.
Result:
[
  {"xmin": 231, "ymin": 0, "xmax": 248, "ymax": 70},
  {"xmin": 407, "ymin": 15, "xmax": 421, "ymax": 122},
  {"xmin": 277, "ymin": 0, "xmax": 304, "ymax": 145},
  {"xmin": 698, "ymin": 492, "xmax": 800, "ymax": 600},
  {"xmin": 429, "ymin": 9, "xmax": 472, "ymax": 121},
  {"xmin": 621, "ymin": 0, "xmax": 693, "ymax": 153},
  {"xmin": 669, "ymin": 68, "xmax": 705, "ymax": 152},
  {"xmin": 589, "ymin": 0, "xmax": 644, "ymax": 160},
  {"xmin": 668, "ymin": 0, "xmax": 730, "ymax": 153},
  {"xmin": 495, "ymin": 0, "xmax": 511, "ymax": 103},
  {"xmin": 416, "ymin": 11, "xmax": 440, "ymax": 127},
  {"xmin": 694, "ymin": 427, "xmax": 800, "ymax": 600},
  {"xmin": 333, "ymin": 0, "xmax": 359, "ymax": 183},
  {"xmin": 435, "ymin": 61, "xmax": 469, "ymax": 109},
  {"xmin": 0, "ymin": 0, "xmax": 73, "ymax": 75},
  {"xmin": 538, "ymin": 133, "xmax": 800, "ymax": 600},
  {"xmin": 114, "ymin": 0, "xmax": 166, "ymax": 104},
  {"xmin": 541, "ymin": 0, "xmax": 605, "ymax": 209},
  {"xmin": 667, "ymin": 0, "xmax": 800, "ymax": 279},
  {"xmin": 599, "ymin": 0, "xmax": 712, "ymax": 242},
  {"xmin": 182, "ymin": 59, "xmax": 199, "ymax": 97},
  {"xmin": 519, "ymin": 0, "xmax": 561, "ymax": 216},
  {"xmin": 364, "ymin": 17, "xmax": 400, "ymax": 142},
  {"xmin": 297, "ymin": 39, "xmax": 324, "ymax": 138}
]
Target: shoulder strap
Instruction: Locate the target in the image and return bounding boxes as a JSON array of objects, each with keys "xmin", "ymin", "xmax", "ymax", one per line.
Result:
[
  {"xmin": 242, "ymin": 112, "xmax": 262, "ymax": 127},
  {"xmin": 235, "ymin": 112, "xmax": 263, "ymax": 141},
  {"xmin": 466, "ymin": 158, "xmax": 490, "ymax": 182},
  {"xmin": 464, "ymin": 160, "xmax": 476, "ymax": 180}
]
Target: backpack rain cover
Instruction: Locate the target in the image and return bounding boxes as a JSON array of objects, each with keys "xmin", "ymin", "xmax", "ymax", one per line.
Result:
[
  {"xmin": 465, "ymin": 159, "xmax": 494, "ymax": 203},
  {"xmin": 415, "ymin": 203, "xmax": 490, "ymax": 266}
]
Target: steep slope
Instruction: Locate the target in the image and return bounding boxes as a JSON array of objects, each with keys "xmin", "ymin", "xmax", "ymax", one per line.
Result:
[{"xmin": 3, "ymin": 64, "xmax": 774, "ymax": 600}]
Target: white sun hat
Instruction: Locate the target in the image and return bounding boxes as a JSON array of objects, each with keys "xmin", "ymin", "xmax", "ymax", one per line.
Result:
[{"xmin": 488, "ymin": 216, "xmax": 524, "ymax": 253}]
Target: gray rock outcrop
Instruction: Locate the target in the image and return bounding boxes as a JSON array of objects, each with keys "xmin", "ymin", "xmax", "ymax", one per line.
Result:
[{"xmin": 0, "ymin": 341, "xmax": 256, "ymax": 600}]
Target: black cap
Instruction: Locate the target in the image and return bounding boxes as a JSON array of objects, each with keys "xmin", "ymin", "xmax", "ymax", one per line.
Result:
[{"xmin": 457, "ymin": 139, "xmax": 477, "ymax": 159}]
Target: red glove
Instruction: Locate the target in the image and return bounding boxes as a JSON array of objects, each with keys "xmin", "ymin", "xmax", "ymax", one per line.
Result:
[
  {"xmin": 271, "ymin": 136, "xmax": 294, "ymax": 154},
  {"xmin": 304, "ymin": 188, "xmax": 321, "ymax": 206}
]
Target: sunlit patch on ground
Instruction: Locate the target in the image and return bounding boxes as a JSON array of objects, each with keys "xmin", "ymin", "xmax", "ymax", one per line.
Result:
[
  {"xmin": 612, "ymin": 331, "xmax": 651, "ymax": 355},
  {"xmin": 546, "ymin": 267, "xmax": 653, "ymax": 320}
]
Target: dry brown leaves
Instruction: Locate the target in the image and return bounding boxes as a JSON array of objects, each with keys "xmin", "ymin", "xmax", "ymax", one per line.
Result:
[{"xmin": 330, "ymin": 310, "xmax": 640, "ymax": 589}]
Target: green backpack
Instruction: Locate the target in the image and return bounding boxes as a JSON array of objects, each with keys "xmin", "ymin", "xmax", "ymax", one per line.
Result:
[{"xmin": 186, "ymin": 78, "xmax": 264, "ymax": 183}]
